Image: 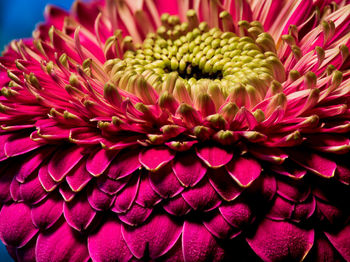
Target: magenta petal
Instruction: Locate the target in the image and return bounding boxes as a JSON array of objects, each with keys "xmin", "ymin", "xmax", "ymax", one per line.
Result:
[
  {"xmin": 196, "ymin": 144, "xmax": 233, "ymax": 168},
  {"xmin": 5, "ymin": 134, "xmax": 41, "ymax": 157},
  {"xmin": 16, "ymin": 148, "xmax": 51, "ymax": 183},
  {"xmin": 66, "ymin": 160, "xmax": 92, "ymax": 192},
  {"xmin": 97, "ymin": 175, "xmax": 130, "ymax": 195},
  {"xmin": 63, "ymin": 192, "xmax": 96, "ymax": 231},
  {"xmin": 135, "ymin": 175, "xmax": 161, "ymax": 207},
  {"xmin": 19, "ymin": 175, "xmax": 48, "ymax": 205},
  {"xmin": 226, "ymin": 157, "xmax": 261, "ymax": 187},
  {"xmin": 182, "ymin": 221, "xmax": 225, "ymax": 262},
  {"xmin": 122, "ymin": 213, "xmax": 182, "ymax": 259},
  {"xmin": 308, "ymin": 232, "xmax": 344, "ymax": 261},
  {"xmin": 31, "ymin": 193, "xmax": 63, "ymax": 230},
  {"xmin": 208, "ymin": 168, "xmax": 243, "ymax": 201},
  {"xmin": 247, "ymin": 219, "xmax": 314, "ymax": 261},
  {"xmin": 87, "ymin": 185, "xmax": 114, "ymax": 211},
  {"xmin": 88, "ymin": 219, "xmax": 133, "ymax": 262},
  {"xmin": 36, "ymin": 222, "xmax": 89, "ymax": 262},
  {"xmin": 15, "ymin": 237, "xmax": 36, "ymax": 262},
  {"xmin": 38, "ymin": 163, "xmax": 58, "ymax": 192},
  {"xmin": 325, "ymin": 224, "xmax": 350, "ymax": 261},
  {"xmin": 203, "ymin": 212, "xmax": 241, "ymax": 239},
  {"xmin": 112, "ymin": 173, "xmax": 140, "ymax": 213},
  {"xmin": 172, "ymin": 150, "xmax": 207, "ymax": 187},
  {"xmin": 106, "ymin": 150, "xmax": 140, "ymax": 180},
  {"xmin": 118, "ymin": 204, "xmax": 153, "ymax": 226},
  {"xmin": 219, "ymin": 200, "xmax": 254, "ymax": 229},
  {"xmin": 0, "ymin": 203, "xmax": 38, "ymax": 248},
  {"xmin": 182, "ymin": 178, "xmax": 221, "ymax": 211},
  {"xmin": 139, "ymin": 147, "xmax": 175, "ymax": 172},
  {"xmin": 149, "ymin": 165, "xmax": 183, "ymax": 198},
  {"xmin": 288, "ymin": 150, "xmax": 337, "ymax": 178},
  {"xmin": 48, "ymin": 146, "xmax": 85, "ymax": 182},
  {"xmin": 163, "ymin": 195, "xmax": 191, "ymax": 216},
  {"xmin": 86, "ymin": 148, "xmax": 118, "ymax": 176}
]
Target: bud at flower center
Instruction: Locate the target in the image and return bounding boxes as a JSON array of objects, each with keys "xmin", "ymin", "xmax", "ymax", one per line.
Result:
[{"xmin": 105, "ymin": 10, "xmax": 286, "ymax": 108}]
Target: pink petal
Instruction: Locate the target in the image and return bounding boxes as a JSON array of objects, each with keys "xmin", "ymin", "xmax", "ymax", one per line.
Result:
[
  {"xmin": 265, "ymin": 195, "xmax": 294, "ymax": 220},
  {"xmin": 208, "ymin": 168, "xmax": 243, "ymax": 201},
  {"xmin": 19, "ymin": 175, "xmax": 48, "ymax": 205},
  {"xmin": 48, "ymin": 146, "xmax": 85, "ymax": 182},
  {"xmin": 135, "ymin": 175, "xmax": 161, "ymax": 207},
  {"xmin": 182, "ymin": 178, "xmax": 221, "ymax": 211},
  {"xmin": 16, "ymin": 148, "xmax": 52, "ymax": 183},
  {"xmin": 153, "ymin": 0, "xmax": 179, "ymax": 16},
  {"xmin": 203, "ymin": 212, "xmax": 241, "ymax": 239},
  {"xmin": 172, "ymin": 150, "xmax": 207, "ymax": 187},
  {"xmin": 163, "ymin": 195, "xmax": 191, "ymax": 216},
  {"xmin": 0, "ymin": 203, "xmax": 38, "ymax": 247},
  {"xmin": 196, "ymin": 144, "xmax": 233, "ymax": 168},
  {"xmin": 38, "ymin": 163, "xmax": 58, "ymax": 192},
  {"xmin": 36, "ymin": 222, "xmax": 90, "ymax": 262},
  {"xmin": 277, "ymin": 178, "xmax": 310, "ymax": 202},
  {"xmin": 97, "ymin": 175, "xmax": 130, "ymax": 195},
  {"xmin": 219, "ymin": 200, "xmax": 254, "ymax": 229},
  {"xmin": 88, "ymin": 219, "xmax": 133, "ymax": 262},
  {"xmin": 87, "ymin": 185, "xmax": 115, "ymax": 211},
  {"xmin": 183, "ymin": 221, "xmax": 225, "ymax": 262},
  {"xmin": 31, "ymin": 193, "xmax": 63, "ymax": 230},
  {"xmin": 106, "ymin": 150, "xmax": 141, "ymax": 180},
  {"xmin": 66, "ymin": 160, "xmax": 92, "ymax": 192},
  {"xmin": 288, "ymin": 150, "xmax": 337, "ymax": 178},
  {"xmin": 122, "ymin": 213, "xmax": 182, "ymax": 259},
  {"xmin": 149, "ymin": 165, "xmax": 184, "ymax": 198},
  {"xmin": 63, "ymin": 192, "xmax": 96, "ymax": 231},
  {"xmin": 5, "ymin": 134, "xmax": 41, "ymax": 157},
  {"xmin": 226, "ymin": 157, "xmax": 261, "ymax": 187},
  {"xmin": 112, "ymin": 173, "xmax": 140, "ymax": 213},
  {"xmin": 247, "ymin": 219, "xmax": 314, "ymax": 261},
  {"xmin": 15, "ymin": 238, "xmax": 36, "ymax": 262},
  {"xmin": 139, "ymin": 147, "xmax": 175, "ymax": 172},
  {"xmin": 86, "ymin": 148, "xmax": 118, "ymax": 177},
  {"xmin": 325, "ymin": 224, "xmax": 350, "ymax": 261},
  {"xmin": 118, "ymin": 204, "xmax": 153, "ymax": 226},
  {"xmin": 307, "ymin": 232, "xmax": 344, "ymax": 261}
]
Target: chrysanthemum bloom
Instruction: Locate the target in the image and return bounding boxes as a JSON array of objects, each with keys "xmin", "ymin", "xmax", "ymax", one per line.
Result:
[{"xmin": 0, "ymin": 0, "xmax": 350, "ymax": 261}]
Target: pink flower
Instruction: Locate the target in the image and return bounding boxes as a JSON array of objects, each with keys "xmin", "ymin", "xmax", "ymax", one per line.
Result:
[{"xmin": 0, "ymin": 0, "xmax": 350, "ymax": 261}]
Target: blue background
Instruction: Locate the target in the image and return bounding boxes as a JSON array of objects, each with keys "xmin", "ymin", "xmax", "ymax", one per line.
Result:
[{"xmin": 0, "ymin": 1, "xmax": 74, "ymax": 260}]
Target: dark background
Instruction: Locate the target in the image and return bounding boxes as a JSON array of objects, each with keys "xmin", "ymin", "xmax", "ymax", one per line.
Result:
[{"xmin": 0, "ymin": 1, "xmax": 74, "ymax": 260}]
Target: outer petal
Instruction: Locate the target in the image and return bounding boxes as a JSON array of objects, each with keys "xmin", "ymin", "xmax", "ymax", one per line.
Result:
[
  {"xmin": 196, "ymin": 144, "xmax": 233, "ymax": 168},
  {"xmin": 325, "ymin": 224, "xmax": 350, "ymax": 261},
  {"xmin": 0, "ymin": 203, "xmax": 38, "ymax": 248},
  {"xmin": 247, "ymin": 219, "xmax": 314, "ymax": 261},
  {"xmin": 183, "ymin": 221, "xmax": 225, "ymax": 262},
  {"xmin": 48, "ymin": 146, "xmax": 85, "ymax": 182},
  {"xmin": 172, "ymin": 150, "xmax": 207, "ymax": 187},
  {"xmin": 36, "ymin": 222, "xmax": 90, "ymax": 262},
  {"xmin": 88, "ymin": 218, "xmax": 133, "ymax": 262},
  {"xmin": 139, "ymin": 147, "xmax": 175, "ymax": 172},
  {"xmin": 122, "ymin": 213, "xmax": 182, "ymax": 259},
  {"xmin": 86, "ymin": 148, "xmax": 118, "ymax": 177},
  {"xmin": 63, "ymin": 192, "xmax": 96, "ymax": 231},
  {"xmin": 31, "ymin": 193, "xmax": 63, "ymax": 230},
  {"xmin": 106, "ymin": 150, "xmax": 141, "ymax": 180},
  {"xmin": 226, "ymin": 157, "xmax": 261, "ymax": 187}
]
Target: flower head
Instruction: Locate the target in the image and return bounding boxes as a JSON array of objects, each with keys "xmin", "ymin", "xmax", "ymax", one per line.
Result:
[{"xmin": 0, "ymin": 0, "xmax": 350, "ymax": 261}]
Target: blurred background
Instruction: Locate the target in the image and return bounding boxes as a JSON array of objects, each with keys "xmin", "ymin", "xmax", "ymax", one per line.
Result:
[{"xmin": 0, "ymin": 1, "xmax": 74, "ymax": 260}]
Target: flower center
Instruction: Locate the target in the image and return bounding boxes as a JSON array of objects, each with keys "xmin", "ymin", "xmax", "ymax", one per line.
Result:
[{"xmin": 105, "ymin": 10, "xmax": 286, "ymax": 107}]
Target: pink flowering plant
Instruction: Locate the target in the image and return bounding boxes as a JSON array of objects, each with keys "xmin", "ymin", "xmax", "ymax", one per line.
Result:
[{"xmin": 0, "ymin": 0, "xmax": 350, "ymax": 261}]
